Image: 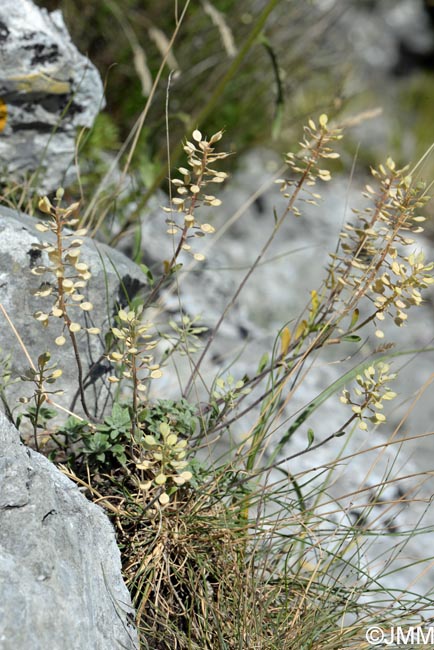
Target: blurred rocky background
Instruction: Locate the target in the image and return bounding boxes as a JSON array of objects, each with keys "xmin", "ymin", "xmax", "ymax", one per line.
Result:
[{"xmin": 30, "ymin": 0, "xmax": 434, "ymax": 185}]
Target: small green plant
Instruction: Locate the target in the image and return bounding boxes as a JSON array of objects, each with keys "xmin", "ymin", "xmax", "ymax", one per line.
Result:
[
  {"xmin": 1, "ymin": 3, "xmax": 434, "ymax": 647},
  {"xmin": 50, "ymin": 398, "xmax": 198, "ymax": 508},
  {"xmin": 58, "ymin": 403, "xmax": 130, "ymax": 469},
  {"xmin": 139, "ymin": 398, "xmax": 197, "ymax": 439},
  {"xmin": 18, "ymin": 352, "xmax": 63, "ymax": 451}
]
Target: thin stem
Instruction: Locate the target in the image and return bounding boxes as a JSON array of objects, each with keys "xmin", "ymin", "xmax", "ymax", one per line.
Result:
[
  {"xmin": 167, "ymin": 151, "xmax": 208, "ymax": 271},
  {"xmin": 109, "ymin": 0, "xmax": 280, "ymax": 244},
  {"xmin": 131, "ymin": 351, "xmax": 138, "ymax": 441},
  {"xmin": 32, "ymin": 392, "xmax": 43, "ymax": 452},
  {"xmin": 54, "ymin": 207, "xmax": 96, "ymax": 422},
  {"xmin": 69, "ymin": 330, "xmax": 95, "ymax": 421},
  {"xmin": 230, "ymin": 414, "xmax": 360, "ymax": 493},
  {"xmin": 183, "ymin": 133, "xmax": 325, "ymax": 397}
]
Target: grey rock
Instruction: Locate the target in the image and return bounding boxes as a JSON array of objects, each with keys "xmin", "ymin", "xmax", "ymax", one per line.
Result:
[
  {"xmin": 0, "ymin": 205, "xmax": 148, "ymax": 420},
  {"xmin": 310, "ymin": 0, "xmax": 432, "ymax": 76},
  {"xmin": 0, "ymin": 0, "xmax": 104, "ymax": 191},
  {"xmin": 0, "ymin": 410, "xmax": 138, "ymax": 649}
]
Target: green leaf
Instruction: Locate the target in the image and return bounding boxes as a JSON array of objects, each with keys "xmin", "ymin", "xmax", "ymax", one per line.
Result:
[
  {"xmin": 62, "ymin": 416, "xmax": 88, "ymax": 435},
  {"xmin": 273, "ymin": 208, "xmax": 278, "ymax": 225},
  {"xmin": 307, "ymin": 428, "xmax": 315, "ymax": 447},
  {"xmin": 343, "ymin": 335, "xmax": 362, "ymax": 342},
  {"xmin": 257, "ymin": 353, "xmax": 269, "ymax": 373},
  {"xmin": 171, "ymin": 263, "xmax": 183, "ymax": 275},
  {"xmin": 104, "ymin": 403, "xmax": 131, "ymax": 431},
  {"xmin": 108, "ymin": 427, "xmax": 124, "ymax": 441},
  {"xmin": 38, "ymin": 352, "xmax": 51, "ymax": 367},
  {"xmin": 111, "ymin": 444, "xmax": 127, "ymax": 464},
  {"xmin": 140, "ymin": 263, "xmax": 154, "ymax": 286}
]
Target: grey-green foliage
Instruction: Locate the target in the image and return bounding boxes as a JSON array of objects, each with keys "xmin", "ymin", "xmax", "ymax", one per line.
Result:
[
  {"xmin": 138, "ymin": 399, "xmax": 197, "ymax": 440},
  {"xmin": 54, "ymin": 399, "xmax": 197, "ymax": 473},
  {"xmin": 59, "ymin": 403, "xmax": 131, "ymax": 469}
]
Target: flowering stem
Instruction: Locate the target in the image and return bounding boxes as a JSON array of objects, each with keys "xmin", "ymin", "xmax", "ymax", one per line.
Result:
[
  {"xmin": 53, "ymin": 207, "xmax": 95, "ymax": 422},
  {"xmin": 183, "ymin": 134, "xmax": 325, "ymax": 398}
]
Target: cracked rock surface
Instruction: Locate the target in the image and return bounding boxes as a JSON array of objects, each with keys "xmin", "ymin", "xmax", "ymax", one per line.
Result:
[
  {"xmin": 0, "ymin": 410, "xmax": 138, "ymax": 649},
  {"xmin": 0, "ymin": 0, "xmax": 104, "ymax": 190}
]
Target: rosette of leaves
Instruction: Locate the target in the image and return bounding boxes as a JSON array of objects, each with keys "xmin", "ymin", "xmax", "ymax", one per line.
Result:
[
  {"xmin": 139, "ymin": 398, "xmax": 197, "ymax": 439},
  {"xmin": 59, "ymin": 403, "xmax": 131, "ymax": 469}
]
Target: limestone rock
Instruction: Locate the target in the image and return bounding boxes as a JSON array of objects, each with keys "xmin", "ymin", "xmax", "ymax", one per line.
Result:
[
  {"xmin": 0, "ymin": 205, "xmax": 147, "ymax": 420},
  {"xmin": 0, "ymin": 410, "xmax": 138, "ymax": 649},
  {"xmin": 0, "ymin": 0, "xmax": 104, "ymax": 191}
]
